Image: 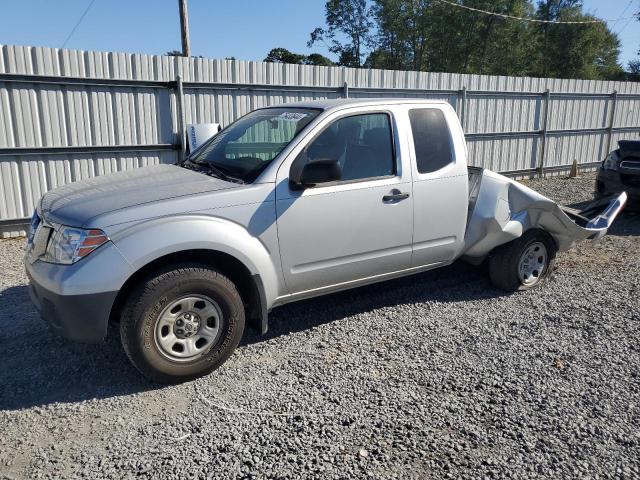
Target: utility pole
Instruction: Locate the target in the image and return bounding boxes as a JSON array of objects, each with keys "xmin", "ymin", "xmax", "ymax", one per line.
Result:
[{"xmin": 179, "ymin": 0, "xmax": 191, "ymax": 57}]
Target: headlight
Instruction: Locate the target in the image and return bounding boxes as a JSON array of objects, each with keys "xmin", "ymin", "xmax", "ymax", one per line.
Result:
[
  {"xmin": 44, "ymin": 226, "xmax": 109, "ymax": 264},
  {"xmin": 602, "ymin": 152, "xmax": 619, "ymax": 171}
]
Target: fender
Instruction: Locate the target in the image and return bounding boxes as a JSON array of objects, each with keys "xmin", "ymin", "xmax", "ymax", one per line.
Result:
[{"xmin": 109, "ymin": 214, "xmax": 282, "ymax": 310}]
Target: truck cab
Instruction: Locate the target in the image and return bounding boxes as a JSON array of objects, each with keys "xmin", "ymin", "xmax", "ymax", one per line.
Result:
[{"xmin": 269, "ymin": 100, "xmax": 469, "ymax": 300}]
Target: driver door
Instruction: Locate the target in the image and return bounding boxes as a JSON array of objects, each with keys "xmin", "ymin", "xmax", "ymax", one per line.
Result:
[{"xmin": 275, "ymin": 110, "xmax": 414, "ymax": 295}]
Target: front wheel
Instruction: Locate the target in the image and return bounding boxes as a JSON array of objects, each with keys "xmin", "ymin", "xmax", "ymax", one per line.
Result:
[
  {"xmin": 120, "ymin": 264, "xmax": 245, "ymax": 383},
  {"xmin": 488, "ymin": 229, "xmax": 557, "ymax": 291}
]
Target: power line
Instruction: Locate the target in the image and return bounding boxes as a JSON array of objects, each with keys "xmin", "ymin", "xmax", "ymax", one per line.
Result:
[
  {"xmin": 434, "ymin": 0, "xmax": 637, "ymax": 25},
  {"xmin": 613, "ymin": 1, "xmax": 640, "ymax": 35},
  {"xmin": 61, "ymin": 0, "xmax": 98, "ymax": 48},
  {"xmin": 616, "ymin": 14, "xmax": 637, "ymax": 36},
  {"xmin": 610, "ymin": 0, "xmax": 634, "ymax": 31}
]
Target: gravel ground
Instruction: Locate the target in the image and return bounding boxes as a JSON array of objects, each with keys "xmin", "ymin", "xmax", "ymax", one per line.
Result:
[{"xmin": 1, "ymin": 173, "xmax": 638, "ymax": 479}]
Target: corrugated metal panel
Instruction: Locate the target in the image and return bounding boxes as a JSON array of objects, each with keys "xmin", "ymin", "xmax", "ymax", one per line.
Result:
[
  {"xmin": 1, "ymin": 44, "xmax": 639, "ymax": 236},
  {"xmin": 548, "ymin": 94, "xmax": 611, "ymax": 131},
  {"xmin": 0, "ymin": 151, "xmax": 176, "ymax": 226},
  {"xmin": 545, "ymin": 132, "xmax": 607, "ymax": 167},
  {"xmin": 610, "ymin": 130, "xmax": 640, "ymax": 151},
  {"xmin": 614, "ymin": 96, "xmax": 640, "ymax": 128},
  {"xmin": 465, "ymin": 94, "xmax": 539, "ymax": 133},
  {"xmin": 467, "ymin": 135, "xmax": 538, "ymax": 172}
]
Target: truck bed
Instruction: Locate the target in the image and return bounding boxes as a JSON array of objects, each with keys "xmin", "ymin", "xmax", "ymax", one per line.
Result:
[
  {"xmin": 467, "ymin": 166, "xmax": 484, "ymax": 226},
  {"xmin": 463, "ymin": 168, "xmax": 627, "ymax": 259}
]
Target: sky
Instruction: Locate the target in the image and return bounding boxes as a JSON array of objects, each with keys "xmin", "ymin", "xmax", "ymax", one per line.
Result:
[{"xmin": 0, "ymin": 0, "xmax": 638, "ymax": 68}]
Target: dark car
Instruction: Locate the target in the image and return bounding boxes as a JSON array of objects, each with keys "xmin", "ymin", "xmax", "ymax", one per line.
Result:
[{"xmin": 596, "ymin": 140, "xmax": 640, "ymax": 210}]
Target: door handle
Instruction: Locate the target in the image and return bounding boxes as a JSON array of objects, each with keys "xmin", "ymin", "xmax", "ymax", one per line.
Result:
[{"xmin": 382, "ymin": 190, "xmax": 410, "ymax": 202}]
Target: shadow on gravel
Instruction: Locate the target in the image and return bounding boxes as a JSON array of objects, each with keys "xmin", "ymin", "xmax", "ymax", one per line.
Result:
[
  {"xmin": 0, "ymin": 285, "xmax": 160, "ymax": 411},
  {"xmin": 242, "ymin": 261, "xmax": 505, "ymax": 346},
  {"xmin": 0, "ymin": 261, "xmax": 500, "ymax": 410},
  {"xmin": 565, "ymin": 202, "xmax": 640, "ymax": 237},
  {"xmin": 604, "ymin": 210, "xmax": 640, "ymax": 237},
  {"xmin": 2, "ymin": 199, "xmax": 634, "ymax": 411}
]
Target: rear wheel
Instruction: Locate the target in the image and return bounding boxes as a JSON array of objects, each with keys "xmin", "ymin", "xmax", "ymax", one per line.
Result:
[
  {"xmin": 488, "ymin": 229, "xmax": 557, "ymax": 291},
  {"xmin": 120, "ymin": 264, "xmax": 245, "ymax": 383}
]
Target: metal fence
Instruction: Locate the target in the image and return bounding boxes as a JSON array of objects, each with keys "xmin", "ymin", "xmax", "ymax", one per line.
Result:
[{"xmin": 1, "ymin": 44, "xmax": 639, "ymax": 236}]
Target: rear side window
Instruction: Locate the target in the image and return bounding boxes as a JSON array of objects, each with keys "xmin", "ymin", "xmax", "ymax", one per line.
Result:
[{"xmin": 409, "ymin": 108, "xmax": 454, "ymax": 174}]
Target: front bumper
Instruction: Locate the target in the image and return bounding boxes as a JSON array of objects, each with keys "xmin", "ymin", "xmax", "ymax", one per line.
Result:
[
  {"xmin": 596, "ymin": 168, "xmax": 640, "ymax": 209},
  {"xmin": 27, "ymin": 274, "xmax": 117, "ymax": 342},
  {"xmin": 24, "ymin": 241, "xmax": 131, "ymax": 343}
]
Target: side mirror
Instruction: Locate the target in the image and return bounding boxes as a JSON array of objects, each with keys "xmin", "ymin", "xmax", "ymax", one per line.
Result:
[{"xmin": 290, "ymin": 158, "xmax": 342, "ymax": 188}]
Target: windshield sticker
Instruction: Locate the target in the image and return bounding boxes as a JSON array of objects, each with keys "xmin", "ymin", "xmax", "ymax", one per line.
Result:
[{"xmin": 277, "ymin": 112, "xmax": 309, "ymax": 122}]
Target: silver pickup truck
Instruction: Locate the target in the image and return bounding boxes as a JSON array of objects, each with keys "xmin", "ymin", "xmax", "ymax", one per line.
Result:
[{"xmin": 25, "ymin": 99, "xmax": 626, "ymax": 382}]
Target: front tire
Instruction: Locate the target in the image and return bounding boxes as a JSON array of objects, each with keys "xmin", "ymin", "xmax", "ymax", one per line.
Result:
[
  {"xmin": 488, "ymin": 229, "xmax": 557, "ymax": 292},
  {"xmin": 120, "ymin": 264, "xmax": 245, "ymax": 383}
]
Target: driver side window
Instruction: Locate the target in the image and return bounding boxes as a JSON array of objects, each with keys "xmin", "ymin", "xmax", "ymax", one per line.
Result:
[{"xmin": 303, "ymin": 113, "xmax": 395, "ymax": 182}]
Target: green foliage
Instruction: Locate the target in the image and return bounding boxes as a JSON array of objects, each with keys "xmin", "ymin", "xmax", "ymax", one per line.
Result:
[
  {"xmin": 370, "ymin": 0, "xmax": 538, "ymax": 76},
  {"xmin": 305, "ymin": 53, "xmax": 337, "ymax": 66},
  {"xmin": 264, "ymin": 48, "xmax": 336, "ymax": 66},
  {"xmin": 305, "ymin": 0, "xmax": 626, "ymax": 80},
  {"xmin": 308, "ymin": 0, "xmax": 374, "ymax": 66},
  {"xmin": 166, "ymin": 50, "xmax": 205, "ymax": 59},
  {"xmin": 265, "ymin": 48, "xmax": 307, "ymax": 64},
  {"xmin": 532, "ymin": 1, "xmax": 623, "ymax": 79}
]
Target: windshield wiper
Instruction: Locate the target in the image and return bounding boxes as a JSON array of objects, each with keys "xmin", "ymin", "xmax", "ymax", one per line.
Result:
[{"xmin": 186, "ymin": 159, "xmax": 246, "ymax": 184}]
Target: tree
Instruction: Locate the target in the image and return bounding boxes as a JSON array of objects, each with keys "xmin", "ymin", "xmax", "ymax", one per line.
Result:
[
  {"xmin": 531, "ymin": 0, "xmax": 623, "ymax": 79},
  {"xmin": 280, "ymin": 0, "xmax": 624, "ymax": 80},
  {"xmin": 166, "ymin": 50, "xmax": 204, "ymax": 58},
  {"xmin": 369, "ymin": 0, "xmax": 430, "ymax": 71},
  {"xmin": 627, "ymin": 60, "xmax": 640, "ymax": 82},
  {"xmin": 366, "ymin": 0, "xmax": 623, "ymax": 79},
  {"xmin": 370, "ymin": 0, "xmax": 537, "ymax": 76},
  {"xmin": 264, "ymin": 48, "xmax": 307, "ymax": 64},
  {"xmin": 264, "ymin": 48, "xmax": 335, "ymax": 66},
  {"xmin": 308, "ymin": 0, "xmax": 374, "ymax": 67},
  {"xmin": 304, "ymin": 53, "xmax": 336, "ymax": 66}
]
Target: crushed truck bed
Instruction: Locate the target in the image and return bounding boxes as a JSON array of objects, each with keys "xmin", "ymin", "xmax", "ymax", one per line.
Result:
[{"xmin": 463, "ymin": 168, "xmax": 627, "ymax": 259}]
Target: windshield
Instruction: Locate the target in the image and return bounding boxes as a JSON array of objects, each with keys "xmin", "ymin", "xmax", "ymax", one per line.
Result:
[{"xmin": 187, "ymin": 107, "xmax": 320, "ymax": 183}]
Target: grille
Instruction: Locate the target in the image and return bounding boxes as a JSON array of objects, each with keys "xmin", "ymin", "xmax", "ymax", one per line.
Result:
[
  {"xmin": 31, "ymin": 224, "xmax": 52, "ymax": 258},
  {"xmin": 621, "ymin": 174, "xmax": 640, "ymax": 188},
  {"xmin": 620, "ymin": 160, "xmax": 640, "ymax": 171}
]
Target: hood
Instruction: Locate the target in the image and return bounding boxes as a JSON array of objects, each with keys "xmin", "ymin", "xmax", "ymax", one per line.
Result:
[{"xmin": 40, "ymin": 164, "xmax": 241, "ymax": 227}]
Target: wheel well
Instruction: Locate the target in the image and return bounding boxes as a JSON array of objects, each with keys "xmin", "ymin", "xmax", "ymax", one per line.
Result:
[
  {"xmin": 490, "ymin": 228, "xmax": 558, "ymax": 254},
  {"xmin": 109, "ymin": 249, "xmax": 263, "ymax": 331},
  {"xmin": 532, "ymin": 227, "xmax": 559, "ymax": 252}
]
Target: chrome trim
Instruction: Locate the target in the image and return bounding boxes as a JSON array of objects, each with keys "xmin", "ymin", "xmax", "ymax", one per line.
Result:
[
  {"xmin": 586, "ymin": 192, "xmax": 628, "ymax": 231},
  {"xmin": 620, "ymin": 160, "xmax": 640, "ymax": 171}
]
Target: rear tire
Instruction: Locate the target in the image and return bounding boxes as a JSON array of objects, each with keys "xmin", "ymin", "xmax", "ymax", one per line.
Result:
[
  {"xmin": 120, "ymin": 263, "xmax": 245, "ymax": 383},
  {"xmin": 488, "ymin": 229, "xmax": 557, "ymax": 292}
]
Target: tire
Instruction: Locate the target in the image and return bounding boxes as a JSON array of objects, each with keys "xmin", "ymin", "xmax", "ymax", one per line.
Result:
[
  {"xmin": 120, "ymin": 263, "xmax": 245, "ymax": 383},
  {"xmin": 488, "ymin": 229, "xmax": 557, "ymax": 292}
]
